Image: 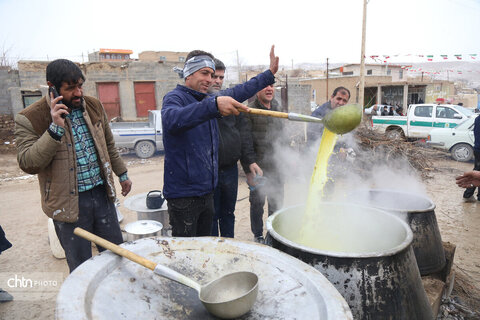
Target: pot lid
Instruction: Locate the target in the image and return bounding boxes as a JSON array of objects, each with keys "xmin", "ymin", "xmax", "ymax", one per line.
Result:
[
  {"xmin": 124, "ymin": 192, "xmax": 168, "ymax": 213},
  {"xmin": 125, "ymin": 220, "xmax": 163, "ymax": 235}
]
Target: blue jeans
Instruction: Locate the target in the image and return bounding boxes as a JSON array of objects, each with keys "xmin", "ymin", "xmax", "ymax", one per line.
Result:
[
  {"xmin": 211, "ymin": 165, "xmax": 238, "ymax": 238},
  {"xmin": 53, "ymin": 184, "xmax": 123, "ymax": 273}
]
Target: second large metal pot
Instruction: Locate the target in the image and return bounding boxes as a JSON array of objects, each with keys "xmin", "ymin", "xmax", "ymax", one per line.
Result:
[
  {"xmin": 347, "ymin": 189, "xmax": 446, "ymax": 275},
  {"xmin": 266, "ymin": 203, "xmax": 433, "ymax": 320}
]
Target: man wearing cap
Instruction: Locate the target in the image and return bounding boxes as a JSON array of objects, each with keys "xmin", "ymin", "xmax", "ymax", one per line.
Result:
[{"xmin": 162, "ymin": 46, "xmax": 279, "ymax": 237}]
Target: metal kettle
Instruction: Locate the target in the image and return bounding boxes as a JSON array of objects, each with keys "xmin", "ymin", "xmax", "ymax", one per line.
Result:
[{"xmin": 146, "ymin": 190, "xmax": 165, "ymax": 209}]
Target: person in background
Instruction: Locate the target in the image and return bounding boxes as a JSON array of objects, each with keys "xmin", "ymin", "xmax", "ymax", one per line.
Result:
[
  {"xmin": 388, "ymin": 107, "xmax": 394, "ymax": 116},
  {"xmin": 461, "ymin": 115, "xmax": 480, "ymax": 201},
  {"xmin": 306, "ymin": 86, "xmax": 350, "ymax": 143},
  {"xmin": 381, "ymin": 106, "xmax": 389, "ymax": 116},
  {"xmin": 397, "ymin": 107, "xmax": 404, "ymax": 116},
  {"xmin": 208, "ymin": 58, "xmax": 262, "ymax": 238},
  {"xmin": 242, "ymin": 85, "xmax": 286, "ymax": 243},
  {"xmin": 15, "ymin": 59, "xmax": 132, "ymax": 273},
  {"xmin": 0, "ymin": 225, "xmax": 13, "ymax": 302},
  {"xmin": 162, "ymin": 46, "xmax": 279, "ymax": 237}
]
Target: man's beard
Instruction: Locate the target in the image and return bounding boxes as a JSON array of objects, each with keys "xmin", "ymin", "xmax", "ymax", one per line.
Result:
[
  {"xmin": 208, "ymin": 86, "xmax": 221, "ymax": 94},
  {"xmin": 64, "ymin": 96, "xmax": 84, "ymax": 109}
]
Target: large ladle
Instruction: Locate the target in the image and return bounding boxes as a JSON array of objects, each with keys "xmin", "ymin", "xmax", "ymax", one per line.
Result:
[
  {"xmin": 73, "ymin": 228, "xmax": 258, "ymax": 319},
  {"xmin": 241, "ymin": 103, "xmax": 363, "ymax": 134}
]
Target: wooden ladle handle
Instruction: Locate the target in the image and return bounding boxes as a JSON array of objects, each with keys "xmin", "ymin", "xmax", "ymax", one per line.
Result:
[
  {"xmin": 240, "ymin": 108, "xmax": 289, "ymax": 119},
  {"xmin": 73, "ymin": 227, "xmax": 157, "ymax": 271}
]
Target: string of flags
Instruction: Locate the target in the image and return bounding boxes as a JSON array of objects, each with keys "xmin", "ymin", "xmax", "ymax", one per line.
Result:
[
  {"xmin": 368, "ymin": 53, "xmax": 478, "ymax": 63},
  {"xmin": 365, "ymin": 53, "xmax": 480, "ymax": 75},
  {"xmin": 400, "ymin": 67, "xmax": 480, "ymax": 75}
]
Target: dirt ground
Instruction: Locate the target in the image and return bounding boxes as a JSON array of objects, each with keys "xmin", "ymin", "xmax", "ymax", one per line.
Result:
[{"xmin": 0, "ymin": 143, "xmax": 479, "ymax": 319}]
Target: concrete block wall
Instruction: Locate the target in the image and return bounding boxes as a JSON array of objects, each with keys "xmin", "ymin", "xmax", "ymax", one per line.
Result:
[
  {"xmin": 9, "ymin": 60, "xmax": 182, "ymax": 119},
  {"xmin": 285, "ymin": 84, "xmax": 311, "ymax": 144},
  {"xmin": 17, "ymin": 61, "xmax": 48, "ymax": 89},
  {"xmin": 0, "ymin": 68, "xmax": 20, "ymax": 115}
]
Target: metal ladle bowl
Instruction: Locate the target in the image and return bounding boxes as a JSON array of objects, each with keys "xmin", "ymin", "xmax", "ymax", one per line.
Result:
[
  {"xmin": 241, "ymin": 103, "xmax": 362, "ymax": 135},
  {"xmin": 322, "ymin": 103, "xmax": 363, "ymax": 134},
  {"xmin": 73, "ymin": 228, "xmax": 258, "ymax": 319}
]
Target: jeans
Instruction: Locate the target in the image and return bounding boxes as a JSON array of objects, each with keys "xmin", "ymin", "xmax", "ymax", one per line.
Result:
[
  {"xmin": 53, "ymin": 184, "xmax": 123, "ymax": 273},
  {"xmin": 167, "ymin": 193, "xmax": 214, "ymax": 237},
  {"xmin": 250, "ymin": 173, "xmax": 284, "ymax": 238},
  {"xmin": 211, "ymin": 165, "xmax": 238, "ymax": 238},
  {"xmin": 463, "ymin": 150, "xmax": 480, "ymax": 198}
]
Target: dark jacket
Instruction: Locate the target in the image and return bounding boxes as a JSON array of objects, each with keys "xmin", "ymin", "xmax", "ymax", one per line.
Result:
[
  {"xmin": 15, "ymin": 96, "xmax": 127, "ymax": 222},
  {"xmin": 241, "ymin": 97, "xmax": 285, "ymax": 174},
  {"xmin": 161, "ymin": 70, "xmax": 275, "ymax": 199},
  {"xmin": 307, "ymin": 101, "xmax": 331, "ymax": 143},
  {"xmin": 217, "ymin": 113, "xmax": 255, "ymax": 169},
  {"xmin": 474, "ymin": 115, "xmax": 480, "ymax": 153}
]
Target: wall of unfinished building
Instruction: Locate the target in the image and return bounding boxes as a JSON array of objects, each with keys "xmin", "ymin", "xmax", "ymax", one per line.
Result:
[{"xmin": 6, "ymin": 60, "xmax": 183, "ymax": 119}]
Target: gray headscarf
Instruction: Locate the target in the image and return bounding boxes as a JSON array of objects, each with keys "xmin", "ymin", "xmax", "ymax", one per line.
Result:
[{"xmin": 173, "ymin": 55, "xmax": 215, "ymax": 79}]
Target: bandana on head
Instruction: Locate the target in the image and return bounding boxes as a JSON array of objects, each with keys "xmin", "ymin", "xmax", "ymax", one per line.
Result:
[{"xmin": 173, "ymin": 55, "xmax": 215, "ymax": 79}]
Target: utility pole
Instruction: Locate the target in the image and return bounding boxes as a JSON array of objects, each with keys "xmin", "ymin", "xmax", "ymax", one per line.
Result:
[
  {"xmin": 359, "ymin": 0, "xmax": 368, "ymax": 109},
  {"xmin": 236, "ymin": 50, "xmax": 241, "ymax": 83},
  {"xmin": 326, "ymin": 58, "xmax": 329, "ymax": 101},
  {"xmin": 291, "ymin": 59, "xmax": 294, "ymax": 70}
]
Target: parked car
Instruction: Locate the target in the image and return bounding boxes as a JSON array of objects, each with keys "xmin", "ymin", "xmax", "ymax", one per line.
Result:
[
  {"xmin": 110, "ymin": 110, "xmax": 163, "ymax": 158},
  {"xmin": 372, "ymin": 104, "xmax": 475, "ymax": 140},
  {"xmin": 426, "ymin": 115, "xmax": 477, "ymax": 162},
  {"xmin": 365, "ymin": 104, "xmax": 399, "ymax": 116}
]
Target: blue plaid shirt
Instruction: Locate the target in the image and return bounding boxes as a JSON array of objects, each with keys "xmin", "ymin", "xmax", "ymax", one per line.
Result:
[{"xmin": 49, "ymin": 108, "xmax": 128, "ymax": 192}]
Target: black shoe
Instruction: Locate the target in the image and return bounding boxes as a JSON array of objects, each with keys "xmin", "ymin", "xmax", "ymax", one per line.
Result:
[
  {"xmin": 254, "ymin": 236, "xmax": 265, "ymax": 244},
  {"xmin": 0, "ymin": 289, "xmax": 13, "ymax": 302}
]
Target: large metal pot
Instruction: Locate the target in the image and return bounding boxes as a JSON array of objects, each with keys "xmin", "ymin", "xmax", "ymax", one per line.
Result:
[
  {"xmin": 124, "ymin": 192, "xmax": 170, "ymax": 236},
  {"xmin": 56, "ymin": 237, "xmax": 353, "ymax": 319},
  {"xmin": 347, "ymin": 189, "xmax": 446, "ymax": 275},
  {"xmin": 266, "ymin": 203, "xmax": 433, "ymax": 320}
]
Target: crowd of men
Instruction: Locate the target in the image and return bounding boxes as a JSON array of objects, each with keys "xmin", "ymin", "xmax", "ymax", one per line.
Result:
[{"xmin": 10, "ymin": 45, "xmax": 478, "ymax": 281}]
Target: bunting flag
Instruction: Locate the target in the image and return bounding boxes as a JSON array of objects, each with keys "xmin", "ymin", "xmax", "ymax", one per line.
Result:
[{"xmin": 367, "ymin": 53, "xmax": 479, "ymax": 62}]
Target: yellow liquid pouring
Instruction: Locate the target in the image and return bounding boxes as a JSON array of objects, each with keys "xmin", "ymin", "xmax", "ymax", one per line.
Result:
[{"xmin": 296, "ymin": 127, "xmax": 339, "ymax": 248}]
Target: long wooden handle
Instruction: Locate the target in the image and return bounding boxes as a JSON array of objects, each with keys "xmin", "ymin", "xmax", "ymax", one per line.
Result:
[
  {"xmin": 74, "ymin": 227, "xmax": 157, "ymax": 271},
  {"xmin": 240, "ymin": 108, "xmax": 289, "ymax": 119}
]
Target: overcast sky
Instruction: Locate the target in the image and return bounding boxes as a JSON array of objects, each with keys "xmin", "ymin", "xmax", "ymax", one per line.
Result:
[{"xmin": 1, "ymin": 0, "xmax": 479, "ymax": 68}]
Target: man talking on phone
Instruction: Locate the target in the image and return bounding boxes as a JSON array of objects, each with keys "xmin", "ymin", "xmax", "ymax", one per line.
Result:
[{"xmin": 14, "ymin": 59, "xmax": 132, "ymax": 272}]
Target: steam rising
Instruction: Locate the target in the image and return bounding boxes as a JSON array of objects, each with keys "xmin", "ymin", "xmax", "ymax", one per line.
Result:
[
  {"xmin": 261, "ymin": 122, "xmax": 433, "ymax": 252},
  {"xmin": 270, "ymin": 123, "xmax": 429, "ymax": 210}
]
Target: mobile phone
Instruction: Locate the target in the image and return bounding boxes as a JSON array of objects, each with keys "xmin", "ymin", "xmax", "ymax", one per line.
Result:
[{"xmin": 49, "ymin": 86, "xmax": 67, "ymax": 119}]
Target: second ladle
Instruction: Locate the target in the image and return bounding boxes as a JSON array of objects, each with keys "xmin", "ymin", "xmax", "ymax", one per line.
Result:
[
  {"xmin": 73, "ymin": 228, "xmax": 258, "ymax": 319},
  {"xmin": 241, "ymin": 103, "xmax": 363, "ymax": 134}
]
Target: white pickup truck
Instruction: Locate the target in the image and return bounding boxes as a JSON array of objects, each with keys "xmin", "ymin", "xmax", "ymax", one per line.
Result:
[
  {"xmin": 110, "ymin": 110, "xmax": 163, "ymax": 158},
  {"xmin": 371, "ymin": 104, "xmax": 475, "ymax": 140}
]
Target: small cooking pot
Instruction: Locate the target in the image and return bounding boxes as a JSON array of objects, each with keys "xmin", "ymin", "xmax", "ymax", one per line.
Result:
[
  {"xmin": 146, "ymin": 190, "xmax": 165, "ymax": 209},
  {"xmin": 124, "ymin": 220, "xmax": 163, "ymax": 241}
]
